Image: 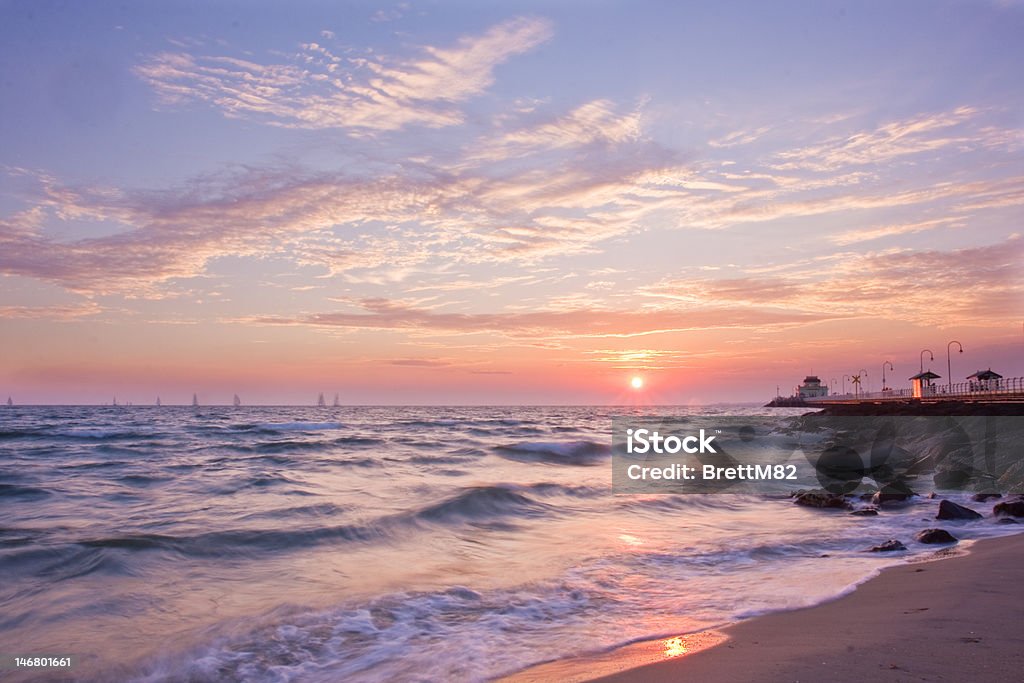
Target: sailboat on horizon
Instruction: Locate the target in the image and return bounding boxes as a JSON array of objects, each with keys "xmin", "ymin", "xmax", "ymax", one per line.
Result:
[
  {"xmin": 6, "ymin": 397, "xmax": 11, "ymax": 407},
  {"xmin": 233, "ymin": 394, "xmax": 241, "ymax": 407},
  {"xmin": 156, "ymin": 396, "xmax": 161, "ymax": 407},
  {"xmin": 113, "ymin": 396, "xmax": 118, "ymax": 407},
  {"xmin": 317, "ymin": 392, "xmax": 326, "ymax": 407},
  {"xmin": 192, "ymin": 393, "xmax": 199, "ymax": 407},
  {"xmin": 333, "ymin": 393, "xmax": 340, "ymax": 407}
]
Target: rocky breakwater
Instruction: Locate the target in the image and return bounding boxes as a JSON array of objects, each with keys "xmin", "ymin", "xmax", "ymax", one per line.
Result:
[{"xmin": 791, "ymin": 488, "xmax": 1024, "ymax": 554}]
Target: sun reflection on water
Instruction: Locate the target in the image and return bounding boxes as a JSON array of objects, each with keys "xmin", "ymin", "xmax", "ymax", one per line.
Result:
[{"xmin": 663, "ymin": 636, "xmax": 688, "ymax": 658}]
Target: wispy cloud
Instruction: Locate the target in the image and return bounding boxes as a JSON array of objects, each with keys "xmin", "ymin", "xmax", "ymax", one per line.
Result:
[
  {"xmin": 643, "ymin": 237, "xmax": 1024, "ymax": 327},
  {"xmin": 471, "ymin": 99, "xmax": 642, "ymax": 160},
  {"xmin": 386, "ymin": 357, "xmax": 452, "ymax": 367},
  {"xmin": 0, "ymin": 302, "xmax": 102, "ymax": 320},
  {"xmin": 1, "ymin": 98, "xmax": 1020, "ymax": 306},
  {"xmin": 580, "ymin": 348, "xmax": 699, "ymax": 370},
  {"xmin": 830, "ymin": 216, "xmax": 965, "ymax": 246},
  {"xmin": 708, "ymin": 125, "xmax": 771, "ymax": 148},
  {"xmin": 244, "ymin": 297, "xmax": 830, "ymax": 340},
  {"xmin": 135, "ymin": 17, "xmax": 553, "ymax": 132},
  {"xmin": 371, "ymin": 2, "xmax": 410, "ymax": 23},
  {"xmin": 773, "ymin": 106, "xmax": 979, "ymax": 171},
  {"xmin": 0, "ymin": 167, "xmax": 446, "ymax": 294}
]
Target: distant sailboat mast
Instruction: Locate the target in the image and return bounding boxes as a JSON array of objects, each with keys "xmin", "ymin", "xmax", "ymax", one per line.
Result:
[
  {"xmin": 113, "ymin": 396, "xmax": 118, "ymax": 407},
  {"xmin": 233, "ymin": 394, "xmax": 241, "ymax": 407},
  {"xmin": 333, "ymin": 393, "xmax": 340, "ymax": 407},
  {"xmin": 317, "ymin": 392, "xmax": 326, "ymax": 407},
  {"xmin": 192, "ymin": 393, "xmax": 199, "ymax": 407},
  {"xmin": 5, "ymin": 397, "xmax": 12, "ymax": 407},
  {"xmin": 156, "ymin": 396, "xmax": 161, "ymax": 407}
]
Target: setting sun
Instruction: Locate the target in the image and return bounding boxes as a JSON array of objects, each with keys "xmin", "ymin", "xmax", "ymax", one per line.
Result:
[{"xmin": 630, "ymin": 376, "xmax": 644, "ymax": 390}]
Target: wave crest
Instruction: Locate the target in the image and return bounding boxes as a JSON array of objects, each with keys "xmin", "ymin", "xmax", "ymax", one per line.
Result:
[{"xmin": 494, "ymin": 440, "xmax": 610, "ymax": 466}]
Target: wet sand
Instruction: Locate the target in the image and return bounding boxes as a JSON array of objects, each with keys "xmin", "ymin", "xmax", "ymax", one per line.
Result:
[
  {"xmin": 507, "ymin": 533, "xmax": 1024, "ymax": 683},
  {"xmin": 590, "ymin": 533, "xmax": 1024, "ymax": 682}
]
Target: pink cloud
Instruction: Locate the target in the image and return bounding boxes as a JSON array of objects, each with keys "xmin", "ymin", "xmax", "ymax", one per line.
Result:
[
  {"xmin": 135, "ymin": 18, "xmax": 553, "ymax": 132},
  {"xmin": 245, "ymin": 297, "xmax": 832, "ymax": 339},
  {"xmin": 644, "ymin": 238, "xmax": 1024, "ymax": 327}
]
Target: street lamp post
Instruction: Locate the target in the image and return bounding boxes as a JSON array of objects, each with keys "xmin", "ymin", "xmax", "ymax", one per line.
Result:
[
  {"xmin": 843, "ymin": 374, "xmax": 851, "ymax": 395},
  {"xmin": 881, "ymin": 361, "xmax": 893, "ymax": 391},
  {"xmin": 947, "ymin": 341, "xmax": 963, "ymax": 393},
  {"xmin": 920, "ymin": 349, "xmax": 934, "ymax": 374},
  {"xmin": 859, "ymin": 369, "xmax": 868, "ymax": 395}
]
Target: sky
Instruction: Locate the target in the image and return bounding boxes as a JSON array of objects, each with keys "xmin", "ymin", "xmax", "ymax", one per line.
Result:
[{"xmin": 1, "ymin": 0, "xmax": 1022, "ymax": 405}]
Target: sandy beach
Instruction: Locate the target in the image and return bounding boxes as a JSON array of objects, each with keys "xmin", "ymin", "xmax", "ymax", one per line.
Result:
[{"xmin": 558, "ymin": 533, "xmax": 1024, "ymax": 683}]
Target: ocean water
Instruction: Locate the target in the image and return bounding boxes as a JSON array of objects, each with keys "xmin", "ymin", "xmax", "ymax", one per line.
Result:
[{"xmin": 1, "ymin": 405, "xmax": 1019, "ymax": 682}]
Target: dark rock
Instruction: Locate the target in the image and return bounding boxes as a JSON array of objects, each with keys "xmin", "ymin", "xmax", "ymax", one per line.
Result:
[
  {"xmin": 915, "ymin": 528, "xmax": 958, "ymax": 544},
  {"xmin": 869, "ymin": 539, "xmax": 907, "ymax": 552},
  {"xmin": 934, "ymin": 470, "xmax": 971, "ymax": 489},
  {"xmin": 815, "ymin": 402, "xmax": 1024, "ymax": 417},
  {"xmin": 972, "ymin": 493, "xmax": 1002, "ymax": 502},
  {"xmin": 850, "ymin": 507, "xmax": 879, "ymax": 516},
  {"xmin": 932, "ymin": 445, "xmax": 979, "ymax": 483},
  {"xmin": 936, "ymin": 500, "xmax": 983, "ymax": 520},
  {"xmin": 997, "ymin": 517, "xmax": 1019, "ymax": 525},
  {"xmin": 927, "ymin": 492, "xmax": 939, "ymax": 499},
  {"xmin": 765, "ymin": 396, "xmax": 808, "ymax": 407},
  {"xmin": 793, "ymin": 490, "xmax": 851, "ymax": 509},
  {"xmin": 993, "ymin": 499, "xmax": 1024, "ymax": 518},
  {"xmin": 872, "ymin": 488, "xmax": 916, "ymax": 506},
  {"xmin": 904, "ymin": 452, "xmax": 934, "ymax": 475}
]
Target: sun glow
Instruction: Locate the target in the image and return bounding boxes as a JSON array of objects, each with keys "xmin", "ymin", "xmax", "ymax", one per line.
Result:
[
  {"xmin": 630, "ymin": 376, "xmax": 644, "ymax": 390},
  {"xmin": 663, "ymin": 636, "xmax": 688, "ymax": 657}
]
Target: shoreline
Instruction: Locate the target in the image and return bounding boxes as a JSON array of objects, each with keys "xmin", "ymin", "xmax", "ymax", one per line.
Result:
[{"xmin": 503, "ymin": 533, "xmax": 1024, "ymax": 683}]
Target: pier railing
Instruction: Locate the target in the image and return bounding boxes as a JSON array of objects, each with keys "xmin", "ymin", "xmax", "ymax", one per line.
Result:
[{"xmin": 805, "ymin": 376, "xmax": 1024, "ymax": 403}]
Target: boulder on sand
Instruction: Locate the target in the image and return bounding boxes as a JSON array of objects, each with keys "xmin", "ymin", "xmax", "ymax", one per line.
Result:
[
  {"xmin": 915, "ymin": 528, "xmax": 957, "ymax": 544},
  {"xmin": 869, "ymin": 539, "xmax": 907, "ymax": 552},
  {"xmin": 972, "ymin": 493, "xmax": 1001, "ymax": 502},
  {"xmin": 936, "ymin": 500, "xmax": 982, "ymax": 520},
  {"xmin": 872, "ymin": 488, "xmax": 916, "ymax": 506},
  {"xmin": 793, "ymin": 490, "xmax": 851, "ymax": 509},
  {"xmin": 993, "ymin": 498, "xmax": 1024, "ymax": 518}
]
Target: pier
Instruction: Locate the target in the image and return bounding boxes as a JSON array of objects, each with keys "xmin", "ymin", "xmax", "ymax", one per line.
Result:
[{"xmin": 804, "ymin": 376, "xmax": 1024, "ymax": 406}]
